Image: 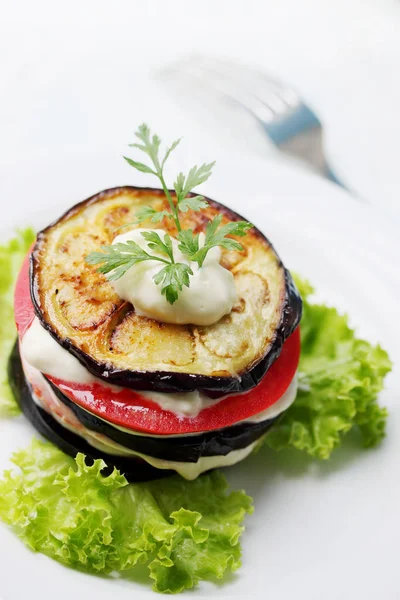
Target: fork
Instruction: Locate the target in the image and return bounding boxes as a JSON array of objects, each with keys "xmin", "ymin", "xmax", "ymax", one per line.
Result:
[{"xmin": 161, "ymin": 56, "xmax": 343, "ymax": 187}]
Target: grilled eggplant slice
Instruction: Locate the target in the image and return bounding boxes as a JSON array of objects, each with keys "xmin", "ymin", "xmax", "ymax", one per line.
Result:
[
  {"xmin": 8, "ymin": 343, "xmax": 170, "ymax": 482},
  {"xmin": 31, "ymin": 186, "xmax": 302, "ymax": 393}
]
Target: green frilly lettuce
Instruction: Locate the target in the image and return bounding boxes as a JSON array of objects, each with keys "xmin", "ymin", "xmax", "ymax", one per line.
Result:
[
  {"xmin": 0, "ymin": 440, "xmax": 252, "ymax": 593},
  {"xmin": 0, "ymin": 228, "xmax": 35, "ymax": 416},
  {"xmin": 0, "ymin": 232, "xmax": 392, "ymax": 593},
  {"xmin": 265, "ymin": 277, "xmax": 391, "ymax": 458}
]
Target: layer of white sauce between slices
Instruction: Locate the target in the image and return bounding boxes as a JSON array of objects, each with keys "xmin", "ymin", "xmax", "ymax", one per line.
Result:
[
  {"xmin": 22, "ymin": 317, "xmax": 298, "ymax": 425},
  {"xmin": 26, "ymin": 364, "xmax": 258, "ymax": 480}
]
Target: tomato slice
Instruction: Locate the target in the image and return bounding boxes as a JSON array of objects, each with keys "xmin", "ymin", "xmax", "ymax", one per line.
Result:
[
  {"xmin": 14, "ymin": 250, "xmax": 35, "ymax": 337},
  {"xmin": 15, "ymin": 251, "xmax": 301, "ymax": 435}
]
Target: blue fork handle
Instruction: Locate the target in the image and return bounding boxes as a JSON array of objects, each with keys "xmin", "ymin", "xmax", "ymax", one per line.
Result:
[
  {"xmin": 263, "ymin": 105, "xmax": 321, "ymax": 145},
  {"xmin": 262, "ymin": 105, "xmax": 345, "ymax": 189}
]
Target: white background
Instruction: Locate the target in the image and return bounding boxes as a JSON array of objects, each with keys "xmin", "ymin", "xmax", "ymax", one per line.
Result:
[
  {"xmin": 1, "ymin": 0, "xmax": 400, "ymax": 214},
  {"xmin": 1, "ymin": 3, "xmax": 400, "ymax": 599}
]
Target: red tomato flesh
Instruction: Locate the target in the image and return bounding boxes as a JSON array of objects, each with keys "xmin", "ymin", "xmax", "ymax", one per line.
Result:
[
  {"xmin": 15, "ymin": 251, "xmax": 301, "ymax": 435},
  {"xmin": 14, "ymin": 251, "xmax": 35, "ymax": 338}
]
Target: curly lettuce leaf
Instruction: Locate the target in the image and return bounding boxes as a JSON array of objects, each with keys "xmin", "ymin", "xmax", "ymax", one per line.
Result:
[
  {"xmin": 0, "ymin": 439, "xmax": 252, "ymax": 594},
  {"xmin": 0, "ymin": 254, "xmax": 391, "ymax": 594},
  {"xmin": 265, "ymin": 277, "xmax": 392, "ymax": 459},
  {"xmin": 0, "ymin": 228, "xmax": 35, "ymax": 417}
]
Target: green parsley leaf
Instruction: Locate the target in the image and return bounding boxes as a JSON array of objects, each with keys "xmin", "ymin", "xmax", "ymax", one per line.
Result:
[
  {"xmin": 178, "ymin": 195, "xmax": 209, "ymax": 213},
  {"xmin": 191, "ymin": 216, "xmax": 253, "ymax": 267},
  {"xmin": 210, "ymin": 219, "xmax": 253, "ymax": 242},
  {"xmin": 174, "ymin": 162, "xmax": 215, "ymax": 204},
  {"xmin": 161, "ymin": 138, "xmax": 181, "ymax": 168},
  {"xmin": 177, "ymin": 229, "xmax": 200, "ymax": 257},
  {"xmin": 134, "ymin": 206, "xmax": 173, "ymax": 225},
  {"xmin": 125, "ymin": 124, "xmax": 181, "ymax": 231},
  {"xmin": 129, "ymin": 123, "xmax": 162, "ymax": 172},
  {"xmin": 188, "ymin": 246, "xmax": 208, "ymax": 268},
  {"xmin": 153, "ymin": 263, "xmax": 193, "ymax": 304},
  {"xmin": 140, "ymin": 231, "xmax": 175, "ymax": 262},
  {"xmin": 123, "ymin": 157, "xmax": 155, "ymax": 175},
  {"xmin": 204, "ymin": 213, "xmax": 222, "ymax": 240},
  {"xmin": 86, "ymin": 241, "xmax": 156, "ymax": 281}
]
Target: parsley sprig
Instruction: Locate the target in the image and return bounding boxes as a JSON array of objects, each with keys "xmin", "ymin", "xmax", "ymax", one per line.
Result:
[
  {"xmin": 124, "ymin": 124, "xmax": 214, "ymax": 232},
  {"xmin": 178, "ymin": 214, "xmax": 252, "ymax": 267},
  {"xmin": 86, "ymin": 232, "xmax": 193, "ymax": 305},
  {"xmin": 85, "ymin": 124, "xmax": 252, "ymax": 304}
]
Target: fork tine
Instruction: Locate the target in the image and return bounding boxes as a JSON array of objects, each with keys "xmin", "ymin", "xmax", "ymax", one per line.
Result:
[
  {"xmin": 185, "ymin": 55, "xmax": 301, "ymax": 107},
  {"xmin": 172, "ymin": 61, "xmax": 274, "ymax": 122},
  {"xmin": 164, "ymin": 55, "xmax": 306, "ymax": 126},
  {"xmin": 166, "ymin": 59, "xmax": 294, "ymax": 124},
  {"xmin": 203, "ymin": 57, "xmax": 297, "ymax": 97}
]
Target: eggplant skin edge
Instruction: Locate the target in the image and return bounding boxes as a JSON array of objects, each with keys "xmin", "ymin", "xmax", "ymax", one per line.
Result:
[
  {"xmin": 9, "ymin": 343, "xmax": 276, "ymax": 477},
  {"xmin": 45, "ymin": 375, "xmax": 277, "ymax": 463},
  {"xmin": 8, "ymin": 342, "xmax": 172, "ymax": 482},
  {"xmin": 30, "ymin": 185, "xmax": 302, "ymax": 394}
]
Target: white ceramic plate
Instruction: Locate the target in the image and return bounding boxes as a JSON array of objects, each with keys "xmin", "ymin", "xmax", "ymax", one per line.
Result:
[{"xmin": 0, "ymin": 156, "xmax": 399, "ymax": 600}]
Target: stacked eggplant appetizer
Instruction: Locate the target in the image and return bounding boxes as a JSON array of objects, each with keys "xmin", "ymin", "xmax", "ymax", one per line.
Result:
[{"xmin": 10, "ymin": 126, "xmax": 302, "ymax": 481}]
